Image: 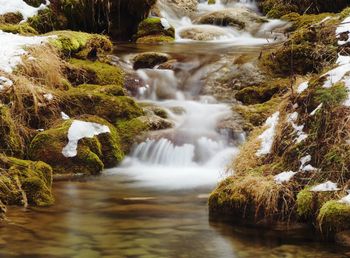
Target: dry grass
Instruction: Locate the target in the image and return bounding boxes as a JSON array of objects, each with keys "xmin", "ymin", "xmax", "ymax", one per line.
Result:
[
  {"xmin": 222, "ymin": 174, "xmax": 296, "ymax": 221},
  {"xmin": 19, "ymin": 44, "xmax": 68, "ymax": 90}
]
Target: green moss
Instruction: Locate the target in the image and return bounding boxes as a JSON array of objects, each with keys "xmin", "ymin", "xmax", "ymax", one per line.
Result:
[
  {"xmin": 82, "ymin": 116, "xmax": 124, "ymax": 167},
  {"xmin": 48, "ymin": 31, "xmax": 112, "ymax": 58},
  {"xmin": 234, "ymin": 97, "xmax": 281, "ymax": 129},
  {"xmin": 314, "ymin": 82, "xmax": 348, "ymax": 107},
  {"xmin": 116, "ymin": 118, "xmax": 148, "ymax": 153},
  {"xmin": 0, "ymin": 105, "xmax": 24, "ymax": 158},
  {"xmin": 135, "ymin": 17, "xmax": 175, "ymax": 42},
  {"xmin": 77, "ymin": 84, "xmax": 126, "ymax": 96},
  {"xmin": 235, "ymin": 80, "xmax": 288, "ymax": 105},
  {"xmin": 69, "ymin": 58, "xmax": 124, "ymax": 86},
  {"xmin": 295, "ymin": 188, "xmax": 336, "ymax": 219},
  {"xmin": 0, "ymin": 23, "xmax": 37, "ymax": 35},
  {"xmin": 60, "ymin": 87, "xmax": 143, "ymax": 123},
  {"xmin": 0, "ymin": 155, "xmax": 54, "ymax": 207},
  {"xmin": 208, "ymin": 0, "xmax": 216, "ymax": 4},
  {"xmin": 318, "ymin": 200, "xmax": 350, "ymax": 234},
  {"xmin": 282, "ymin": 12, "xmax": 335, "ymax": 31}
]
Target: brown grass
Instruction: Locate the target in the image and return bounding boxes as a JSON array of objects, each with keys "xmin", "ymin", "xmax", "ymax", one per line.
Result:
[{"xmin": 19, "ymin": 44, "xmax": 68, "ymax": 90}]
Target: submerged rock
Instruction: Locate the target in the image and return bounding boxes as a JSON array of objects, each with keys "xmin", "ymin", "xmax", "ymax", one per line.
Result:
[{"xmin": 133, "ymin": 52, "xmax": 170, "ymax": 70}]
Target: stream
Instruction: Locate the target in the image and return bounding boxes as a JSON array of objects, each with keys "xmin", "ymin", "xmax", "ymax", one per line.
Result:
[{"xmin": 0, "ymin": 1, "xmax": 348, "ymax": 257}]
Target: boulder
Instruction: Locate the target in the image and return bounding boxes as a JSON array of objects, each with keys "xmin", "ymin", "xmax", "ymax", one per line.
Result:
[
  {"xmin": 195, "ymin": 7, "xmax": 267, "ymax": 33},
  {"xmin": 133, "ymin": 52, "xmax": 170, "ymax": 69}
]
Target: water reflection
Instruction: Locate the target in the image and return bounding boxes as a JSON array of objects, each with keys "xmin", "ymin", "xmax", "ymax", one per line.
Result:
[{"xmin": 0, "ymin": 173, "xmax": 347, "ymax": 257}]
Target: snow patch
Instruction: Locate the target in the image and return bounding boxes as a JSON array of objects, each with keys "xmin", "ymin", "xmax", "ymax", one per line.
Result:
[
  {"xmin": 0, "ymin": 0, "xmax": 50, "ymax": 21},
  {"xmin": 287, "ymin": 112, "xmax": 308, "ymax": 144},
  {"xmin": 274, "ymin": 171, "xmax": 297, "ymax": 184},
  {"xmin": 336, "ymin": 16, "xmax": 350, "ymax": 45},
  {"xmin": 0, "ymin": 31, "xmax": 53, "ymax": 73},
  {"xmin": 339, "ymin": 191, "xmax": 350, "ymax": 205},
  {"xmin": 310, "ymin": 103, "xmax": 323, "ymax": 116},
  {"xmin": 61, "ymin": 112, "xmax": 70, "ymax": 120},
  {"xmin": 311, "ymin": 181, "xmax": 340, "ymax": 192},
  {"xmin": 256, "ymin": 112, "xmax": 279, "ymax": 156},
  {"xmin": 62, "ymin": 120, "xmax": 110, "ymax": 158},
  {"xmin": 0, "ymin": 76, "xmax": 13, "ymax": 91},
  {"xmin": 43, "ymin": 93, "xmax": 53, "ymax": 101},
  {"xmin": 297, "ymin": 81, "xmax": 309, "ymax": 94}
]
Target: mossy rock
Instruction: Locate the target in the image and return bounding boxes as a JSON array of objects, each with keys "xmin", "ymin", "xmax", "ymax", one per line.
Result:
[
  {"xmin": 67, "ymin": 58, "xmax": 124, "ymax": 86},
  {"xmin": 60, "ymin": 87, "xmax": 143, "ymax": 124},
  {"xmin": 135, "ymin": 17, "xmax": 175, "ymax": 42},
  {"xmin": 296, "ymin": 187, "xmax": 336, "ymax": 220},
  {"xmin": 133, "ymin": 52, "xmax": 169, "ymax": 69},
  {"xmin": 0, "ymin": 155, "xmax": 53, "ymax": 207},
  {"xmin": 235, "ymin": 80, "xmax": 288, "ymax": 105},
  {"xmin": 29, "ymin": 116, "xmax": 124, "ymax": 175},
  {"xmin": 257, "ymin": 0, "xmax": 349, "ymax": 17},
  {"xmin": 48, "ymin": 31, "xmax": 113, "ymax": 59},
  {"xmin": 234, "ymin": 97, "xmax": 281, "ymax": 129},
  {"xmin": 76, "ymin": 84, "xmax": 127, "ymax": 97},
  {"xmin": 116, "ymin": 118, "xmax": 149, "ymax": 153},
  {"xmin": 318, "ymin": 200, "xmax": 350, "ymax": 234},
  {"xmin": 0, "ymin": 22, "xmax": 38, "ymax": 35},
  {"xmin": 0, "ymin": 105, "xmax": 24, "ymax": 158}
]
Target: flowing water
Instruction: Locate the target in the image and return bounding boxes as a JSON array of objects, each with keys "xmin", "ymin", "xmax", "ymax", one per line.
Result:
[{"xmin": 0, "ymin": 1, "xmax": 349, "ymax": 257}]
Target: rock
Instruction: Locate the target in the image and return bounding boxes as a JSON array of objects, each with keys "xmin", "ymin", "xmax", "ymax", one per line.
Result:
[
  {"xmin": 0, "ymin": 155, "xmax": 54, "ymax": 207},
  {"xmin": 152, "ymin": 0, "xmax": 198, "ymax": 18},
  {"xmin": 29, "ymin": 116, "xmax": 124, "ymax": 175},
  {"xmin": 138, "ymin": 115, "xmax": 174, "ymax": 130},
  {"xmin": 135, "ymin": 17, "xmax": 175, "ymax": 43},
  {"xmin": 28, "ymin": 0, "xmax": 157, "ymax": 40},
  {"xmin": 65, "ymin": 58, "xmax": 124, "ymax": 86},
  {"xmin": 133, "ymin": 52, "xmax": 170, "ymax": 70},
  {"xmin": 179, "ymin": 25, "xmax": 230, "ymax": 41},
  {"xmin": 157, "ymin": 59, "xmax": 178, "ymax": 70},
  {"xmin": 336, "ymin": 231, "xmax": 350, "ymax": 247},
  {"xmin": 195, "ymin": 7, "xmax": 267, "ymax": 32},
  {"xmin": 60, "ymin": 86, "xmax": 143, "ymax": 124}
]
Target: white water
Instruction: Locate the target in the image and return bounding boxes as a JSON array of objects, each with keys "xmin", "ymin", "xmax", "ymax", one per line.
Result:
[
  {"xmin": 109, "ymin": 61, "xmax": 241, "ymax": 189},
  {"xmin": 156, "ymin": 0, "xmax": 287, "ymax": 44},
  {"xmin": 108, "ymin": 0, "xmax": 280, "ymax": 189}
]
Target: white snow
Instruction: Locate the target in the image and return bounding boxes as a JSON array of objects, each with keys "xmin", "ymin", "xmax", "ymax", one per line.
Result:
[
  {"xmin": 61, "ymin": 112, "xmax": 70, "ymax": 120},
  {"xmin": 160, "ymin": 18, "xmax": 171, "ymax": 30},
  {"xmin": 297, "ymin": 81, "xmax": 309, "ymax": 94},
  {"xmin": 339, "ymin": 191, "xmax": 350, "ymax": 204},
  {"xmin": 310, "ymin": 103, "xmax": 323, "ymax": 116},
  {"xmin": 274, "ymin": 171, "xmax": 297, "ymax": 184},
  {"xmin": 0, "ymin": 31, "xmax": 52, "ymax": 73},
  {"xmin": 0, "ymin": 0, "xmax": 50, "ymax": 21},
  {"xmin": 300, "ymin": 155, "xmax": 311, "ymax": 168},
  {"xmin": 287, "ymin": 112, "xmax": 308, "ymax": 144},
  {"xmin": 62, "ymin": 120, "xmax": 110, "ymax": 158},
  {"xmin": 311, "ymin": 181, "xmax": 340, "ymax": 192},
  {"xmin": 256, "ymin": 112, "xmax": 279, "ymax": 156},
  {"xmin": 0, "ymin": 76, "xmax": 13, "ymax": 91},
  {"xmin": 336, "ymin": 16, "xmax": 350, "ymax": 45},
  {"xmin": 302, "ymin": 164, "xmax": 318, "ymax": 172},
  {"xmin": 43, "ymin": 93, "xmax": 53, "ymax": 101},
  {"xmin": 321, "ymin": 15, "xmax": 350, "ymax": 105}
]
